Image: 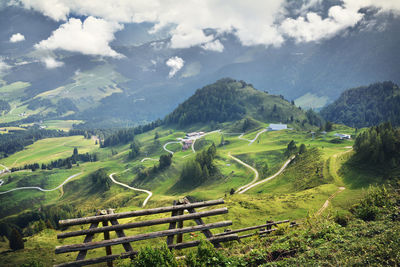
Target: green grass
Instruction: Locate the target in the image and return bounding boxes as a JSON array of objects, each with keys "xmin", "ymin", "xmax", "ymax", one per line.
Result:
[
  {"xmin": 42, "ymin": 120, "xmax": 84, "ymax": 131},
  {"xmin": 0, "ymin": 136, "xmax": 98, "ymax": 168}
]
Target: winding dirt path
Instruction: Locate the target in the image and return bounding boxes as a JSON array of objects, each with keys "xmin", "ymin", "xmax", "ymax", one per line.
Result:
[
  {"xmin": 109, "ymin": 172, "xmax": 152, "ymax": 208},
  {"xmin": 238, "ymin": 155, "xmax": 296, "ymax": 194},
  {"xmin": 238, "ymin": 129, "xmax": 267, "ymax": 145},
  {"xmin": 316, "ymin": 187, "xmax": 346, "ymax": 216},
  {"xmin": 140, "ymin": 157, "xmax": 158, "ymax": 163},
  {"xmin": 163, "ymin": 141, "xmax": 181, "ymax": 155},
  {"xmin": 228, "ymin": 153, "xmax": 259, "ymax": 193},
  {"xmin": 0, "ymin": 172, "xmax": 82, "ymax": 195}
]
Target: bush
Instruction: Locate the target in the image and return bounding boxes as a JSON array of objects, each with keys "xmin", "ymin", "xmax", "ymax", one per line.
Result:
[
  {"xmin": 352, "ymin": 186, "xmax": 393, "ymax": 221},
  {"xmin": 9, "ymin": 228, "xmax": 24, "ymax": 250},
  {"xmin": 333, "ymin": 211, "xmax": 351, "ymax": 227},
  {"xmin": 131, "ymin": 244, "xmax": 177, "ymax": 267},
  {"xmin": 186, "ymin": 240, "xmax": 234, "ymax": 267}
]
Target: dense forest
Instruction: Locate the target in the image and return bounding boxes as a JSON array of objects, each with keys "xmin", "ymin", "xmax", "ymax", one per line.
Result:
[
  {"xmin": 100, "ymin": 120, "xmax": 162, "ymax": 147},
  {"xmin": 165, "ymin": 78, "xmax": 321, "ymax": 128},
  {"xmin": 165, "ymin": 78, "xmax": 246, "ymax": 126},
  {"xmin": 353, "ymin": 122, "xmax": 400, "ymax": 169},
  {"xmin": 320, "ymin": 82, "xmax": 400, "ymax": 127}
]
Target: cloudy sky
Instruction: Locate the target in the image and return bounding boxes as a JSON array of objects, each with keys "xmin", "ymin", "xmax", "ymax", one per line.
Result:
[{"xmin": 2, "ymin": 0, "xmax": 400, "ymax": 75}]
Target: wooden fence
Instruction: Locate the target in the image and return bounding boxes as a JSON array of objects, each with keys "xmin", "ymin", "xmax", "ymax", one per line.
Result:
[
  {"xmin": 54, "ymin": 198, "xmax": 237, "ymax": 267},
  {"xmin": 54, "ymin": 198, "xmax": 295, "ymax": 267}
]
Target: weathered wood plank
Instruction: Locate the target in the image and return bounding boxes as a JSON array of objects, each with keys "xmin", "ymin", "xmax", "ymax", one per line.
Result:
[
  {"xmin": 58, "ymin": 208, "xmax": 228, "ymax": 239},
  {"xmin": 103, "ymin": 220, "xmax": 112, "ymax": 267},
  {"xmin": 54, "ymin": 250, "xmax": 138, "ymax": 267},
  {"xmin": 166, "ymin": 200, "xmax": 178, "ymax": 245},
  {"xmin": 214, "ymin": 220, "xmax": 289, "ymax": 236},
  {"xmin": 75, "ymin": 222, "xmax": 99, "ymax": 261},
  {"xmin": 59, "ymin": 199, "xmax": 224, "ymax": 226},
  {"xmin": 168, "ymin": 234, "xmax": 239, "ymax": 250},
  {"xmin": 55, "ymin": 221, "xmax": 232, "ymax": 254}
]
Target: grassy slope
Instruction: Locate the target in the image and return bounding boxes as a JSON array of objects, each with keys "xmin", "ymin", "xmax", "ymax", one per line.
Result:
[{"xmin": 0, "ymin": 122, "xmax": 385, "ymax": 266}]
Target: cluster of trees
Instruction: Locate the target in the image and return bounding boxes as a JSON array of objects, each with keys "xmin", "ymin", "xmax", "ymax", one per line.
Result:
[
  {"xmin": 0, "ymin": 204, "xmax": 82, "ymax": 250},
  {"xmin": 0, "ymin": 128, "xmax": 67, "ymax": 158},
  {"xmin": 10, "ymin": 148, "xmax": 98, "ymax": 172},
  {"xmin": 99, "ymin": 120, "xmax": 163, "ymax": 147},
  {"xmin": 165, "ymin": 78, "xmax": 246, "ymax": 126},
  {"xmin": 353, "ymin": 122, "xmax": 400, "ymax": 168},
  {"xmin": 0, "ymin": 99, "xmax": 10, "ymax": 113},
  {"xmin": 128, "ymin": 141, "xmax": 140, "ymax": 159},
  {"xmin": 285, "ymin": 140, "xmax": 307, "ymax": 157},
  {"xmin": 101, "ymin": 128, "xmax": 136, "ymax": 147},
  {"xmin": 90, "ymin": 168, "xmax": 111, "ymax": 191},
  {"xmin": 321, "ymin": 81, "xmax": 400, "ymax": 127},
  {"xmin": 135, "ymin": 154, "xmax": 173, "ymax": 183},
  {"xmin": 180, "ymin": 144, "xmax": 218, "ymax": 187}
]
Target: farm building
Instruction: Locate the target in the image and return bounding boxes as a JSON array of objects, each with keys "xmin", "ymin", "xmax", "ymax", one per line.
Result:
[
  {"xmin": 182, "ymin": 139, "xmax": 193, "ymax": 150},
  {"xmin": 334, "ymin": 133, "xmax": 351, "ymax": 139},
  {"xmin": 268, "ymin": 123, "xmax": 288, "ymax": 131}
]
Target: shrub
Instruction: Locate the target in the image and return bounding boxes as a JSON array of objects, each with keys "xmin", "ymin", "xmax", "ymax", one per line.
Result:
[
  {"xmin": 131, "ymin": 244, "xmax": 177, "ymax": 267},
  {"xmin": 185, "ymin": 240, "xmax": 238, "ymax": 267},
  {"xmin": 9, "ymin": 228, "xmax": 24, "ymax": 250},
  {"xmin": 333, "ymin": 211, "xmax": 351, "ymax": 227},
  {"xmin": 352, "ymin": 185, "xmax": 393, "ymax": 221}
]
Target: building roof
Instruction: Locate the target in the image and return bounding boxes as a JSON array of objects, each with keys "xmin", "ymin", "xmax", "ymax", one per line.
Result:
[{"xmin": 268, "ymin": 123, "xmax": 288, "ymax": 130}]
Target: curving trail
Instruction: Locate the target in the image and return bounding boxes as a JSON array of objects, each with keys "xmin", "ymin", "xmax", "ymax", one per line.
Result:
[
  {"xmin": 238, "ymin": 155, "xmax": 295, "ymax": 194},
  {"xmin": 316, "ymin": 187, "xmax": 346, "ymax": 216},
  {"xmin": 140, "ymin": 157, "xmax": 158, "ymax": 163},
  {"xmin": 0, "ymin": 163, "xmax": 10, "ymax": 174},
  {"xmin": 228, "ymin": 152, "xmax": 259, "ymax": 194},
  {"xmin": 0, "ymin": 172, "xmax": 82, "ymax": 195},
  {"xmin": 163, "ymin": 141, "xmax": 181, "ymax": 155},
  {"xmin": 238, "ymin": 129, "xmax": 267, "ymax": 145},
  {"xmin": 109, "ymin": 172, "xmax": 152, "ymax": 208}
]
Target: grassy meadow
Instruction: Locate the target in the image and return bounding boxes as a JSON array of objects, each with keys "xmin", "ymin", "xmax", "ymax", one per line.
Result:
[{"xmin": 0, "ymin": 121, "xmax": 386, "ymax": 266}]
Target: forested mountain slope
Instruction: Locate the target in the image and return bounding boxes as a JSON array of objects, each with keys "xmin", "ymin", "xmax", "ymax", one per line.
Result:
[
  {"xmin": 320, "ymin": 81, "xmax": 400, "ymax": 128},
  {"xmin": 165, "ymin": 78, "xmax": 319, "ymax": 127}
]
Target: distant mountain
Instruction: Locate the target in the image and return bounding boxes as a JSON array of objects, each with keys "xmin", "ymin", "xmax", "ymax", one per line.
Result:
[
  {"xmin": 1, "ymin": 6, "xmax": 400, "ymax": 127},
  {"xmin": 320, "ymin": 81, "xmax": 400, "ymax": 128},
  {"xmin": 165, "ymin": 78, "xmax": 319, "ymax": 128}
]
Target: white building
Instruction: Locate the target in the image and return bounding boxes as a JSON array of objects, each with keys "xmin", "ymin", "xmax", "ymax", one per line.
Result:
[
  {"xmin": 334, "ymin": 133, "xmax": 351, "ymax": 139},
  {"xmin": 268, "ymin": 123, "xmax": 288, "ymax": 131}
]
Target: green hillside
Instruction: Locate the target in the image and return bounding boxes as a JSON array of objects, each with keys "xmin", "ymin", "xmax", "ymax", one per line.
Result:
[
  {"xmin": 320, "ymin": 81, "xmax": 400, "ymax": 127},
  {"xmin": 165, "ymin": 78, "xmax": 319, "ymax": 128}
]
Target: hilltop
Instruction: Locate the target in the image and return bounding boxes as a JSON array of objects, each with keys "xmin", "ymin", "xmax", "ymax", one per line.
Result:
[
  {"xmin": 165, "ymin": 78, "xmax": 320, "ymax": 129},
  {"xmin": 320, "ymin": 81, "xmax": 400, "ymax": 127}
]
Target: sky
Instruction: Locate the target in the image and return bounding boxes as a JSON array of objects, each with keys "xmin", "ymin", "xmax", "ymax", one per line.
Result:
[{"xmin": 1, "ymin": 0, "xmax": 400, "ymax": 76}]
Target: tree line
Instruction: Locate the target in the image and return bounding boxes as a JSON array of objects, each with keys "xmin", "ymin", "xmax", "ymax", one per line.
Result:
[
  {"xmin": 353, "ymin": 122, "xmax": 400, "ymax": 168},
  {"xmin": 10, "ymin": 148, "xmax": 98, "ymax": 172},
  {"xmin": 320, "ymin": 81, "xmax": 400, "ymax": 127}
]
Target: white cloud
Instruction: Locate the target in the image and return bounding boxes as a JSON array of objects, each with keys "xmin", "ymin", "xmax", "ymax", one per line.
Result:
[
  {"xmin": 0, "ymin": 59, "xmax": 11, "ymax": 73},
  {"xmin": 18, "ymin": 0, "xmax": 287, "ymax": 49},
  {"xmin": 16, "ymin": 0, "xmax": 400, "ymax": 52},
  {"xmin": 10, "ymin": 33, "xmax": 25, "ymax": 42},
  {"xmin": 201, "ymin": 39, "xmax": 224, "ymax": 52},
  {"xmin": 35, "ymin": 16, "xmax": 123, "ymax": 58},
  {"xmin": 41, "ymin": 57, "xmax": 64, "ymax": 69},
  {"xmin": 166, "ymin": 56, "xmax": 184, "ymax": 78},
  {"xmin": 281, "ymin": 0, "xmax": 400, "ymax": 43}
]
